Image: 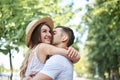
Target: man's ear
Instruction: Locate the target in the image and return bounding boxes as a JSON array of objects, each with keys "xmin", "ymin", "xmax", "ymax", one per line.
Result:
[{"xmin": 62, "ymin": 35, "xmax": 68, "ymax": 42}]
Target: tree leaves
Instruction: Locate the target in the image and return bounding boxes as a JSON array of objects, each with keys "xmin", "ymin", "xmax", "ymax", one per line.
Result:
[
  {"xmin": 83, "ymin": 0, "xmax": 120, "ymax": 79},
  {"xmin": 0, "ymin": 0, "xmax": 78, "ymax": 53}
]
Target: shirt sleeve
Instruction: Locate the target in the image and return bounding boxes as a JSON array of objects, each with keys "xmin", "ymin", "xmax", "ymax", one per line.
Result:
[{"xmin": 40, "ymin": 55, "xmax": 64, "ymax": 79}]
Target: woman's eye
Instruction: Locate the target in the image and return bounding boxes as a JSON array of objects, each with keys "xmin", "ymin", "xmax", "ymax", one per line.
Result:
[
  {"xmin": 43, "ymin": 31, "xmax": 46, "ymax": 32},
  {"xmin": 42, "ymin": 30, "xmax": 46, "ymax": 33}
]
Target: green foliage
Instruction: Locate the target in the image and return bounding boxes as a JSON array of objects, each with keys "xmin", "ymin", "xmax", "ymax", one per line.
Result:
[
  {"xmin": 83, "ymin": 0, "xmax": 120, "ymax": 79},
  {"xmin": 0, "ymin": 0, "xmax": 78, "ymax": 54},
  {"xmin": 0, "ymin": 64, "xmax": 4, "ymax": 73},
  {"xmin": 74, "ymin": 48, "xmax": 91, "ymax": 76}
]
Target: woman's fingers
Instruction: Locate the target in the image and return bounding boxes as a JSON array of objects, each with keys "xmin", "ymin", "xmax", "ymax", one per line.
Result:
[
  {"xmin": 68, "ymin": 47, "xmax": 78, "ymax": 58},
  {"xmin": 28, "ymin": 72, "xmax": 36, "ymax": 77},
  {"xmin": 67, "ymin": 47, "xmax": 73, "ymax": 57}
]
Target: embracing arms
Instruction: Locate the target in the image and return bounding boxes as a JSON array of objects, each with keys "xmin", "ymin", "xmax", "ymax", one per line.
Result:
[{"xmin": 37, "ymin": 43, "xmax": 80, "ymax": 63}]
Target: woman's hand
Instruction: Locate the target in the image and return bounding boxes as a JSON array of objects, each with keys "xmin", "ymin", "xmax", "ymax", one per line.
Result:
[
  {"xmin": 22, "ymin": 72, "xmax": 36, "ymax": 80},
  {"xmin": 28, "ymin": 72, "xmax": 36, "ymax": 77},
  {"xmin": 22, "ymin": 76, "xmax": 32, "ymax": 80},
  {"xmin": 67, "ymin": 47, "xmax": 80, "ymax": 63}
]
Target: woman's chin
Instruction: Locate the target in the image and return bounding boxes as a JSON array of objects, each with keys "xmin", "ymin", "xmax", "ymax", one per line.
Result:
[{"xmin": 44, "ymin": 41, "xmax": 51, "ymax": 44}]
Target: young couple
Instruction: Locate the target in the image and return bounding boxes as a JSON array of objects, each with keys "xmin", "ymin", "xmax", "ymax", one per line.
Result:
[{"xmin": 20, "ymin": 17, "xmax": 80, "ymax": 80}]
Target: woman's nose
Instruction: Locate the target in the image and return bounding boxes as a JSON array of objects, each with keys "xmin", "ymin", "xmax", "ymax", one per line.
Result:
[{"xmin": 47, "ymin": 32, "xmax": 52, "ymax": 37}]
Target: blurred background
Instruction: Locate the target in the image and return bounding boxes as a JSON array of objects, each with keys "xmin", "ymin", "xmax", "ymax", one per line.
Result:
[{"xmin": 0, "ymin": 0, "xmax": 120, "ymax": 80}]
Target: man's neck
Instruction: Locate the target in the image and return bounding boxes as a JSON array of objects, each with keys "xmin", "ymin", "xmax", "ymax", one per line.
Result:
[{"xmin": 55, "ymin": 44, "xmax": 67, "ymax": 49}]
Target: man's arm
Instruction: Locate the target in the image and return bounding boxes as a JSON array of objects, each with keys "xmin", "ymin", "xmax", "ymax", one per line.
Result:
[
  {"xmin": 31, "ymin": 73, "xmax": 52, "ymax": 80},
  {"xmin": 22, "ymin": 73, "xmax": 52, "ymax": 80}
]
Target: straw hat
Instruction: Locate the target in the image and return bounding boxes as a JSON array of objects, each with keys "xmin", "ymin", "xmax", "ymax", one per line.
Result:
[{"xmin": 26, "ymin": 17, "xmax": 54, "ymax": 47}]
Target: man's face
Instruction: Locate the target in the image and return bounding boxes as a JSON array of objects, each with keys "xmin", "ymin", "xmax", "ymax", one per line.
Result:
[{"xmin": 52, "ymin": 28, "xmax": 63, "ymax": 45}]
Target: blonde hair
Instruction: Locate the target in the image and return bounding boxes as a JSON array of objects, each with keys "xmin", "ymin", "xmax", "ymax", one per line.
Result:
[{"xmin": 20, "ymin": 49, "xmax": 31, "ymax": 79}]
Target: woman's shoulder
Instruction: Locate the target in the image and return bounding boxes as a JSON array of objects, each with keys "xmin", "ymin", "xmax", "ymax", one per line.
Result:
[
  {"xmin": 35, "ymin": 43, "xmax": 47, "ymax": 63},
  {"xmin": 36, "ymin": 43, "xmax": 47, "ymax": 55}
]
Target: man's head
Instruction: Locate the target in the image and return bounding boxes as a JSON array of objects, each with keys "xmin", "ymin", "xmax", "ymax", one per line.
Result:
[{"xmin": 53, "ymin": 26, "xmax": 75, "ymax": 47}]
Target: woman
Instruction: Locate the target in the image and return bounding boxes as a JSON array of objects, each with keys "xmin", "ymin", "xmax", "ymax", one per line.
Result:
[{"xmin": 20, "ymin": 17, "xmax": 80, "ymax": 79}]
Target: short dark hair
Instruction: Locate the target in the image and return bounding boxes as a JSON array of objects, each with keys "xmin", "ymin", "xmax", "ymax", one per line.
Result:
[{"xmin": 56, "ymin": 26, "xmax": 75, "ymax": 47}]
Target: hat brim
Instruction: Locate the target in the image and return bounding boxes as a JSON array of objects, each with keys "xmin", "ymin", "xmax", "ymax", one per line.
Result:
[{"xmin": 26, "ymin": 17, "xmax": 54, "ymax": 47}]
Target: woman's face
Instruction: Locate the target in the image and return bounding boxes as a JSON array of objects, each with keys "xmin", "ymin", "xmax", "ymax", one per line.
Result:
[{"xmin": 40, "ymin": 25, "xmax": 52, "ymax": 44}]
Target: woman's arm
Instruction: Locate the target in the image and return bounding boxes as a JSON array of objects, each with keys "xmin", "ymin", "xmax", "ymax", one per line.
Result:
[
  {"xmin": 37, "ymin": 43, "xmax": 80, "ymax": 63},
  {"xmin": 37, "ymin": 43, "xmax": 68, "ymax": 56}
]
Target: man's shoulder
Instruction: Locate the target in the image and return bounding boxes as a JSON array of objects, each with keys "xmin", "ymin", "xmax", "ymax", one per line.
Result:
[
  {"xmin": 47, "ymin": 55, "xmax": 72, "ymax": 65},
  {"xmin": 49, "ymin": 55, "xmax": 67, "ymax": 61},
  {"xmin": 51, "ymin": 55, "xmax": 66, "ymax": 58},
  {"xmin": 40, "ymin": 56, "xmax": 72, "ymax": 80}
]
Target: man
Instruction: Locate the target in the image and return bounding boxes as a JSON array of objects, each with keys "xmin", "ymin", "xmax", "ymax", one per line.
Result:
[{"xmin": 23, "ymin": 26, "xmax": 80, "ymax": 80}]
